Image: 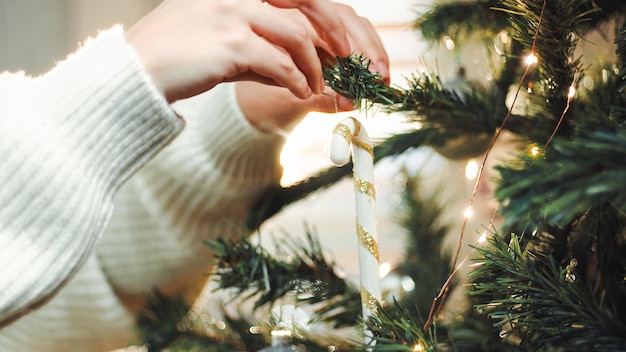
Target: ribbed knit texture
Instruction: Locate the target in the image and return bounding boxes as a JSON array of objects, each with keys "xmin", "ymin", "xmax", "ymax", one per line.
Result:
[
  {"xmin": 0, "ymin": 48, "xmax": 286, "ymax": 352},
  {"xmin": 99, "ymin": 83, "xmax": 285, "ymax": 296},
  {"xmin": 0, "ymin": 26, "xmax": 184, "ymax": 342}
]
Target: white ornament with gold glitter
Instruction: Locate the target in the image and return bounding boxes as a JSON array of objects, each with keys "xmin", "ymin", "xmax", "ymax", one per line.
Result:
[{"xmin": 330, "ymin": 116, "xmax": 382, "ymax": 340}]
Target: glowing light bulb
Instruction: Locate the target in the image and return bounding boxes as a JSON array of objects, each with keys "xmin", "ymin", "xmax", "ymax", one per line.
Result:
[
  {"xmin": 443, "ymin": 36, "xmax": 455, "ymax": 50},
  {"xmin": 568, "ymin": 86, "xmax": 576, "ymax": 98},
  {"xmin": 524, "ymin": 53, "xmax": 538, "ymax": 66},
  {"xmin": 379, "ymin": 262, "xmax": 392, "ymax": 278},
  {"xmin": 465, "ymin": 160, "xmax": 479, "ymax": 180},
  {"xmin": 412, "ymin": 342, "xmax": 425, "ymax": 351},
  {"xmin": 478, "ymin": 232, "xmax": 488, "ymax": 244},
  {"xmin": 464, "ymin": 206, "xmax": 473, "ymax": 219},
  {"xmin": 530, "ymin": 145, "xmax": 541, "ymax": 157}
]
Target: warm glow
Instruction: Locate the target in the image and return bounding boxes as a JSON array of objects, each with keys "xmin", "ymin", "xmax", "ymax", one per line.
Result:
[
  {"xmin": 568, "ymin": 86, "xmax": 576, "ymax": 98},
  {"xmin": 498, "ymin": 31, "xmax": 510, "ymax": 44},
  {"xmin": 464, "ymin": 206, "xmax": 473, "ymax": 218},
  {"xmin": 443, "ymin": 36, "xmax": 455, "ymax": 50},
  {"xmin": 271, "ymin": 328, "xmax": 292, "ymax": 337},
  {"xmin": 531, "ymin": 146, "xmax": 540, "ymax": 156},
  {"xmin": 278, "ymin": 112, "xmax": 339, "ymax": 186},
  {"xmin": 401, "ymin": 276, "xmax": 416, "ymax": 291},
  {"xmin": 530, "ymin": 144, "xmax": 541, "ymax": 157},
  {"xmin": 379, "ymin": 262, "xmax": 392, "ymax": 278},
  {"xmin": 412, "ymin": 342, "xmax": 425, "ymax": 351},
  {"xmin": 524, "ymin": 53, "xmax": 538, "ymax": 66},
  {"xmin": 465, "ymin": 160, "xmax": 479, "ymax": 180},
  {"xmin": 478, "ymin": 232, "xmax": 488, "ymax": 244}
]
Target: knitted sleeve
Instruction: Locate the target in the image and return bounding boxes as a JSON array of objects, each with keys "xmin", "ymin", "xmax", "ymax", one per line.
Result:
[
  {"xmin": 96, "ymin": 83, "xmax": 286, "ymax": 294},
  {"xmin": 0, "ymin": 27, "xmax": 184, "ymax": 327},
  {"xmin": 0, "ymin": 84, "xmax": 290, "ymax": 352}
]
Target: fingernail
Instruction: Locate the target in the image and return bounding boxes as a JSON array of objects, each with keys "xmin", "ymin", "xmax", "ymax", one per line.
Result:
[
  {"xmin": 302, "ymin": 86, "xmax": 313, "ymax": 99},
  {"xmin": 369, "ymin": 61, "xmax": 379, "ymax": 74},
  {"xmin": 377, "ymin": 60, "xmax": 390, "ymax": 82}
]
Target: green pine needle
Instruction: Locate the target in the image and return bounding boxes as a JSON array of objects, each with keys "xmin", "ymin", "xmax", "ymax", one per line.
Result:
[
  {"xmin": 470, "ymin": 234, "xmax": 626, "ymax": 350},
  {"xmin": 206, "ymin": 231, "xmax": 361, "ymax": 327}
]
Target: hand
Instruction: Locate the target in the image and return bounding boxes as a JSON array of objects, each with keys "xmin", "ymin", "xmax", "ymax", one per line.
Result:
[
  {"xmin": 237, "ymin": 3, "xmax": 389, "ymax": 133},
  {"xmin": 125, "ymin": 0, "xmax": 351, "ymax": 103}
]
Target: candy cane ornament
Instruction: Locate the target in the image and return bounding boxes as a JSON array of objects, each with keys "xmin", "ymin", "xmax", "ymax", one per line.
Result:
[{"xmin": 330, "ymin": 116, "xmax": 382, "ymax": 342}]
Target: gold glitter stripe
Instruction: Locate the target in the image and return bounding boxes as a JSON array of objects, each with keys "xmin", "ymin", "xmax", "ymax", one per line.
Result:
[
  {"xmin": 333, "ymin": 119, "xmax": 373, "ymax": 156},
  {"xmin": 347, "ymin": 117, "xmax": 372, "ymax": 155},
  {"xmin": 354, "ymin": 175, "xmax": 376, "ymax": 198},
  {"xmin": 349, "ymin": 116, "xmax": 361, "ymax": 137},
  {"xmin": 333, "ymin": 123, "xmax": 352, "ymax": 142},
  {"xmin": 352, "ymin": 139, "xmax": 373, "ymax": 155},
  {"xmin": 361, "ymin": 287, "xmax": 379, "ymax": 313},
  {"xmin": 357, "ymin": 223, "xmax": 379, "ymax": 260}
]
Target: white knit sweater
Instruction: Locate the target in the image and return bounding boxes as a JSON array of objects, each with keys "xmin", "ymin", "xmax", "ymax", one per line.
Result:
[{"xmin": 0, "ymin": 28, "xmax": 285, "ymax": 351}]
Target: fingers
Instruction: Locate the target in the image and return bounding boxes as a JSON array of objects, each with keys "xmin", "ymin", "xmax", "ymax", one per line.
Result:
[
  {"xmin": 264, "ymin": 0, "xmax": 351, "ymax": 57},
  {"xmin": 249, "ymin": 6, "xmax": 324, "ymax": 94},
  {"xmin": 234, "ymin": 38, "xmax": 313, "ymax": 99},
  {"xmin": 352, "ymin": 17, "xmax": 390, "ymax": 83},
  {"xmin": 238, "ymin": 1, "xmax": 389, "ymax": 104},
  {"xmin": 334, "ymin": 4, "xmax": 390, "ymax": 84}
]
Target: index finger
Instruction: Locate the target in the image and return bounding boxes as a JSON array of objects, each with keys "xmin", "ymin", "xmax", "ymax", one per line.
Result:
[{"xmin": 265, "ymin": 0, "xmax": 351, "ymax": 57}]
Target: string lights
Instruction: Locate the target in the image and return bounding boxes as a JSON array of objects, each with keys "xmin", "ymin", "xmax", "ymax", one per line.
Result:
[
  {"xmin": 524, "ymin": 53, "xmax": 539, "ymax": 66},
  {"xmin": 412, "ymin": 341, "xmax": 425, "ymax": 351}
]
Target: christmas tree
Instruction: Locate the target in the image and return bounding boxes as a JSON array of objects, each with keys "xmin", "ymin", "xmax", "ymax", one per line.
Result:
[{"xmin": 135, "ymin": 0, "xmax": 626, "ymax": 350}]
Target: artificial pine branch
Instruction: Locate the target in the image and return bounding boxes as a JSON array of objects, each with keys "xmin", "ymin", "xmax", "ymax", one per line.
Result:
[
  {"xmin": 323, "ymin": 55, "xmax": 506, "ymax": 138},
  {"xmin": 414, "ymin": 0, "xmax": 509, "ymax": 42},
  {"xmin": 207, "ymin": 231, "xmax": 361, "ymax": 327},
  {"xmin": 136, "ymin": 290, "xmax": 258, "ymax": 351},
  {"xmin": 567, "ymin": 203, "xmax": 626, "ymax": 321},
  {"xmin": 496, "ymin": 57, "xmax": 626, "ymax": 228},
  {"xmin": 392, "ymin": 173, "xmax": 456, "ymax": 320},
  {"xmin": 470, "ymin": 234, "xmax": 626, "ymax": 350},
  {"xmin": 496, "ymin": 0, "xmax": 587, "ymax": 136},
  {"xmin": 136, "ymin": 289, "xmax": 194, "ymax": 351},
  {"xmin": 496, "ymin": 128, "xmax": 626, "ymax": 227},
  {"xmin": 364, "ymin": 299, "xmax": 436, "ymax": 352},
  {"xmin": 137, "ymin": 2, "xmax": 626, "ymax": 351},
  {"xmin": 247, "ymin": 56, "xmax": 512, "ymax": 228},
  {"xmin": 322, "ymin": 53, "xmax": 403, "ymax": 110},
  {"xmin": 136, "ymin": 289, "xmax": 359, "ymax": 351}
]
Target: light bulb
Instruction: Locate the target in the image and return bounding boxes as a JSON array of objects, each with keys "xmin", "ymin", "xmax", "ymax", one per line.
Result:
[
  {"xmin": 524, "ymin": 53, "xmax": 538, "ymax": 66},
  {"xmin": 463, "ymin": 206, "xmax": 473, "ymax": 219},
  {"xmin": 568, "ymin": 86, "xmax": 576, "ymax": 98}
]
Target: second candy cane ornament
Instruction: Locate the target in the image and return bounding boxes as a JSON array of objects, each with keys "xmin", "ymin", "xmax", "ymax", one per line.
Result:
[{"xmin": 330, "ymin": 116, "xmax": 382, "ymax": 343}]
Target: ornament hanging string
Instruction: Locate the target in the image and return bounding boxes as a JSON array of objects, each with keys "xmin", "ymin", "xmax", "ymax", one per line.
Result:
[{"xmin": 330, "ymin": 114, "xmax": 382, "ymax": 344}]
